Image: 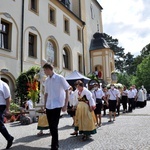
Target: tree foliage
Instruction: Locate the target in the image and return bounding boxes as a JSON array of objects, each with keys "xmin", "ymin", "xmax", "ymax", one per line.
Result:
[
  {"xmin": 135, "ymin": 55, "xmax": 150, "ymax": 90},
  {"xmin": 129, "ymin": 43, "xmax": 150, "ymax": 75},
  {"xmin": 141, "ymin": 43, "xmax": 150, "ymax": 58},
  {"xmin": 103, "ymin": 33, "xmax": 134, "ymax": 73},
  {"xmin": 15, "ymin": 66, "xmax": 40, "ymax": 106},
  {"xmin": 117, "ymin": 73, "xmax": 130, "ymax": 87}
]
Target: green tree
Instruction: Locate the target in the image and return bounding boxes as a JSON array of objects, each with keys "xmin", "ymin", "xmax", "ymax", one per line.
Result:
[
  {"xmin": 141, "ymin": 43, "xmax": 150, "ymax": 58},
  {"xmin": 129, "ymin": 43, "xmax": 150, "ymax": 75},
  {"xmin": 135, "ymin": 55, "xmax": 150, "ymax": 90},
  {"xmin": 117, "ymin": 73, "xmax": 130, "ymax": 87},
  {"xmin": 102, "ymin": 33, "xmax": 134, "ymax": 72},
  {"xmin": 123, "ymin": 52, "xmax": 136, "ymax": 75}
]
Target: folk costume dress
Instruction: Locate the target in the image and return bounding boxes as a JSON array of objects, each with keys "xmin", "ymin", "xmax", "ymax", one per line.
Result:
[
  {"xmin": 74, "ymin": 87, "xmax": 97, "ymax": 136},
  {"xmin": 37, "ymin": 114, "xmax": 49, "ymax": 130}
]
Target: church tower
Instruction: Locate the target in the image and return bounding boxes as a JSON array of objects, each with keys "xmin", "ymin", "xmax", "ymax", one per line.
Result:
[{"xmin": 90, "ymin": 32, "xmax": 115, "ymax": 84}]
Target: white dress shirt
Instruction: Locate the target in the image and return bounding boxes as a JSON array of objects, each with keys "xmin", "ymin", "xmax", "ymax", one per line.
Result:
[
  {"xmin": 132, "ymin": 88, "xmax": 137, "ymax": 97},
  {"xmin": 108, "ymin": 89, "xmax": 118, "ymax": 100},
  {"xmin": 127, "ymin": 90, "xmax": 135, "ymax": 98},
  {"xmin": 45, "ymin": 73, "xmax": 70, "ymax": 109},
  {"xmin": 92, "ymin": 88, "xmax": 104, "ymax": 102},
  {"xmin": 0, "ymin": 80, "xmax": 11, "ymax": 105}
]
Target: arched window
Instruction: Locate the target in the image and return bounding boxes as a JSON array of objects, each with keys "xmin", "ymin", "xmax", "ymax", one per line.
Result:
[
  {"xmin": 46, "ymin": 40, "xmax": 57, "ymax": 66},
  {"xmin": 95, "ymin": 65, "xmax": 103, "ymax": 79},
  {"xmin": 63, "ymin": 47, "xmax": 70, "ymax": 69}
]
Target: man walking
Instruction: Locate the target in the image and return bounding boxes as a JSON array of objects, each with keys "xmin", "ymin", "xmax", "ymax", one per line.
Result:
[
  {"xmin": 43, "ymin": 63, "xmax": 69, "ymax": 150},
  {"xmin": 0, "ymin": 79, "xmax": 14, "ymax": 149}
]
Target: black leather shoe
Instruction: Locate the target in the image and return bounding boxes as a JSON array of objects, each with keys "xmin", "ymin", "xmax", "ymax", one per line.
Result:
[
  {"xmin": 6, "ymin": 136, "xmax": 14, "ymax": 149},
  {"xmin": 70, "ymin": 132, "xmax": 78, "ymax": 136}
]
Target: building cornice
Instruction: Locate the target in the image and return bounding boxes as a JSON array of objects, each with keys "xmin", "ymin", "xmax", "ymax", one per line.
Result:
[{"xmin": 50, "ymin": 0, "xmax": 85, "ymax": 26}]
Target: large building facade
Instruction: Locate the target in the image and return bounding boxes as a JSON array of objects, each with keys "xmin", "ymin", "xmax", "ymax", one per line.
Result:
[{"xmin": 0, "ymin": 0, "xmax": 115, "ymax": 98}]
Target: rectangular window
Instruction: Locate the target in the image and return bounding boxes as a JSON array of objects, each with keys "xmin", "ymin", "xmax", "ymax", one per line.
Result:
[
  {"xmin": 49, "ymin": 5, "xmax": 56, "ymax": 25},
  {"xmin": 29, "ymin": 0, "xmax": 39, "ymax": 14},
  {"xmin": 78, "ymin": 55, "xmax": 82, "ymax": 73},
  {"xmin": 0, "ymin": 21, "xmax": 11, "ymax": 50},
  {"xmin": 77, "ymin": 27, "xmax": 81, "ymax": 42},
  {"xmin": 31, "ymin": 0, "xmax": 37, "ymax": 10},
  {"xmin": 28, "ymin": 33, "xmax": 37, "ymax": 57},
  {"xmin": 64, "ymin": 16, "xmax": 70, "ymax": 34}
]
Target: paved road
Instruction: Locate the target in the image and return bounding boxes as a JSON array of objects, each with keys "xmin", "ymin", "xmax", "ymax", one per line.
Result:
[{"xmin": 1, "ymin": 101, "xmax": 150, "ymax": 150}]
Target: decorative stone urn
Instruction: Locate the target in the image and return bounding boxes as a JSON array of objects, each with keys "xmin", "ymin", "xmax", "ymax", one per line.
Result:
[{"xmin": 111, "ymin": 72, "xmax": 118, "ymax": 83}]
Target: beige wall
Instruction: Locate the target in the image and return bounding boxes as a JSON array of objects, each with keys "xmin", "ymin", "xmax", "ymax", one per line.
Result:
[
  {"xmin": 0, "ymin": 0, "xmax": 85, "ymax": 98},
  {"xmin": 90, "ymin": 48, "xmax": 115, "ymax": 83},
  {"xmin": 80, "ymin": 0, "xmax": 103, "ymax": 74},
  {"xmin": 0, "ymin": 0, "xmax": 108, "ymax": 96},
  {"xmin": 0, "ymin": 0, "xmax": 84, "ymax": 78}
]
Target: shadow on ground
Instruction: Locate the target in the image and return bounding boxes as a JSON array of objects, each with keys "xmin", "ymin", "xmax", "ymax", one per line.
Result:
[
  {"xmin": 59, "ymin": 135, "xmax": 94, "ymax": 150},
  {"xmin": 1, "ymin": 145, "xmax": 50, "ymax": 150}
]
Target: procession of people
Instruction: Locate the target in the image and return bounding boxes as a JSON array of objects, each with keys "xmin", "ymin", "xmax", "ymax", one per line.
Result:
[{"xmin": 0, "ymin": 62, "xmax": 148, "ymax": 150}]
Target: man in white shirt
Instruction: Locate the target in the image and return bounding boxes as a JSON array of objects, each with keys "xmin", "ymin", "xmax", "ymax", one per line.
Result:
[
  {"xmin": 107, "ymin": 84, "xmax": 118, "ymax": 122},
  {"xmin": 43, "ymin": 63, "xmax": 69, "ymax": 150},
  {"xmin": 92, "ymin": 83, "xmax": 105, "ymax": 127},
  {"xmin": 132, "ymin": 85, "xmax": 137, "ymax": 109},
  {"xmin": 0, "ymin": 79, "xmax": 14, "ymax": 149},
  {"xmin": 127, "ymin": 87, "xmax": 135, "ymax": 112}
]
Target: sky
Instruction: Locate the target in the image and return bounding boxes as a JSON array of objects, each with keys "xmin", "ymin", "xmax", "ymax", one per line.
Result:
[{"xmin": 98, "ymin": 0, "xmax": 150, "ymax": 56}]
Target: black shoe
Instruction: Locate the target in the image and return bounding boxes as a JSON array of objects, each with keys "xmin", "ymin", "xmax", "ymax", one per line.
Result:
[
  {"xmin": 82, "ymin": 135, "xmax": 88, "ymax": 141},
  {"xmin": 70, "ymin": 132, "xmax": 78, "ymax": 136},
  {"xmin": 6, "ymin": 136, "xmax": 14, "ymax": 149}
]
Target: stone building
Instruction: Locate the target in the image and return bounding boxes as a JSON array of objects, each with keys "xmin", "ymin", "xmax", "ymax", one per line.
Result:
[{"xmin": 0, "ymin": 0, "xmax": 115, "ymax": 98}]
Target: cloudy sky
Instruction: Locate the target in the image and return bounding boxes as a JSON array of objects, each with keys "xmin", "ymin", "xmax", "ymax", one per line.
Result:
[{"xmin": 98, "ymin": 0, "xmax": 150, "ymax": 56}]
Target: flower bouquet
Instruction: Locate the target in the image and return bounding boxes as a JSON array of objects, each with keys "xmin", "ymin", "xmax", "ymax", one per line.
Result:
[{"xmin": 27, "ymin": 79, "xmax": 39, "ymax": 107}]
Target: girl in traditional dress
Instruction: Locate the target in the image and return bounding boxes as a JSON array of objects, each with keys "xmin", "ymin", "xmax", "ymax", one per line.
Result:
[
  {"xmin": 70, "ymin": 80, "xmax": 96, "ymax": 141},
  {"xmin": 67, "ymin": 86, "xmax": 75, "ymax": 126}
]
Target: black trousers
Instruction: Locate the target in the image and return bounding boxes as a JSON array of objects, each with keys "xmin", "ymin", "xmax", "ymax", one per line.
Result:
[
  {"xmin": 46, "ymin": 107, "xmax": 61, "ymax": 149},
  {"xmin": 128, "ymin": 98, "xmax": 134, "ymax": 112},
  {"xmin": 122, "ymin": 96, "xmax": 127, "ymax": 111},
  {"xmin": 0, "ymin": 105, "xmax": 12, "ymax": 141}
]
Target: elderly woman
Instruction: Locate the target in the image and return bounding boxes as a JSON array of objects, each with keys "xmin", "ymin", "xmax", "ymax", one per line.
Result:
[{"xmin": 70, "ymin": 80, "xmax": 96, "ymax": 141}]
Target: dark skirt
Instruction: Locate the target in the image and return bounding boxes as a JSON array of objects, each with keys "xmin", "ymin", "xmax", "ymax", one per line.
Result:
[
  {"xmin": 94, "ymin": 102, "xmax": 102, "ymax": 114},
  {"xmin": 108, "ymin": 100, "xmax": 117, "ymax": 112},
  {"xmin": 136, "ymin": 101, "xmax": 145, "ymax": 108}
]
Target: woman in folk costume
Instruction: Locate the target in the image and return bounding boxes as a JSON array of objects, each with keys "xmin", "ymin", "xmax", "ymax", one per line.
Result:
[{"xmin": 70, "ymin": 80, "xmax": 97, "ymax": 141}]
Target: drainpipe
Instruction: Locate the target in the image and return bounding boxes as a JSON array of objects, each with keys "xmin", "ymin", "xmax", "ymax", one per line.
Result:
[
  {"xmin": 82, "ymin": 23, "xmax": 86, "ymax": 75},
  {"xmin": 79, "ymin": 0, "xmax": 81, "ymax": 19},
  {"xmin": 21, "ymin": 0, "xmax": 24, "ymax": 72}
]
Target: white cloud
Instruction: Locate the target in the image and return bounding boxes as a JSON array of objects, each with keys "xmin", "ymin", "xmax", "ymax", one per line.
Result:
[{"xmin": 98, "ymin": 0, "xmax": 150, "ymax": 56}]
